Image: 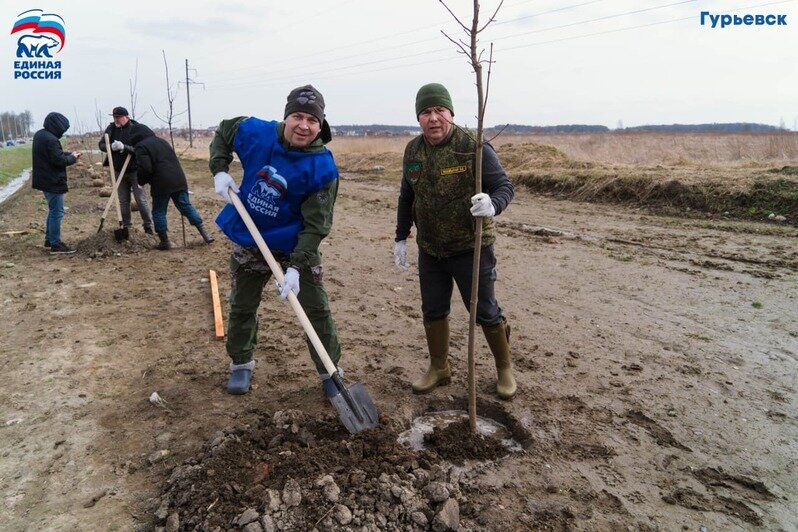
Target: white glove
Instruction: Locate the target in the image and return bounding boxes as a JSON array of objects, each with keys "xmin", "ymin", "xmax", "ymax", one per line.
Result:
[
  {"xmin": 214, "ymin": 172, "xmax": 239, "ymax": 204},
  {"xmin": 277, "ymin": 267, "xmax": 300, "ymax": 300},
  {"xmin": 470, "ymin": 192, "xmax": 496, "ymax": 217},
  {"xmin": 111, "ymin": 140, "xmax": 125, "ymax": 152},
  {"xmin": 394, "ymin": 240, "xmax": 408, "ymax": 272}
]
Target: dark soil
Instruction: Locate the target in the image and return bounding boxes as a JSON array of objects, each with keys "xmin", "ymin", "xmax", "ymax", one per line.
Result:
[{"xmin": 422, "ymin": 418, "xmax": 508, "ymax": 464}]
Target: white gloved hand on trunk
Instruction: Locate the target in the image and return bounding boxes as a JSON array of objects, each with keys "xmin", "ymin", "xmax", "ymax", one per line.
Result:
[
  {"xmin": 214, "ymin": 172, "xmax": 239, "ymax": 204},
  {"xmin": 470, "ymin": 192, "xmax": 496, "ymax": 217},
  {"xmin": 277, "ymin": 267, "xmax": 300, "ymax": 300},
  {"xmin": 111, "ymin": 140, "xmax": 125, "ymax": 152},
  {"xmin": 394, "ymin": 240, "xmax": 408, "ymax": 272}
]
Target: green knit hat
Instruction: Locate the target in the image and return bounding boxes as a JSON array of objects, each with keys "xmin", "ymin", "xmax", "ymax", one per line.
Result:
[{"xmin": 415, "ymin": 83, "xmax": 454, "ymax": 118}]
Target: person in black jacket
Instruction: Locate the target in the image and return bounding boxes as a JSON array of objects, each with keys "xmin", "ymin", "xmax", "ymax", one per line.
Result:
[
  {"xmin": 31, "ymin": 112, "xmax": 82, "ymax": 254},
  {"xmin": 97, "ymin": 107, "xmax": 155, "ymax": 234},
  {"xmin": 132, "ymin": 130, "xmax": 214, "ymax": 250}
]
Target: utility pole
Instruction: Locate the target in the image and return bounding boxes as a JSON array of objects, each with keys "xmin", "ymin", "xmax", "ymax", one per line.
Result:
[
  {"xmin": 185, "ymin": 59, "xmax": 192, "ymax": 147},
  {"xmin": 181, "ymin": 59, "xmax": 204, "ymax": 148}
]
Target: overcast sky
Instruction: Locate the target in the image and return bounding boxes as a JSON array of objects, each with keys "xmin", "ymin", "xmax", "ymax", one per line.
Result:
[{"xmin": 3, "ymin": 0, "xmax": 796, "ymax": 133}]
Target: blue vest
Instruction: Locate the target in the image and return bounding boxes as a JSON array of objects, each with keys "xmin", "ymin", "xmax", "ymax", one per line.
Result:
[{"xmin": 215, "ymin": 118, "xmax": 338, "ymax": 253}]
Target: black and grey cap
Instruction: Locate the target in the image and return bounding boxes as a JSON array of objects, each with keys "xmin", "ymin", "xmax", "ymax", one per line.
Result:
[{"xmin": 284, "ymin": 85, "xmax": 332, "ymax": 143}]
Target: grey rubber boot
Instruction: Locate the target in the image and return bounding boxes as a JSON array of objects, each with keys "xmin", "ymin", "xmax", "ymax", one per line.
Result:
[
  {"xmin": 411, "ymin": 319, "xmax": 452, "ymax": 394},
  {"xmin": 196, "ymin": 224, "xmax": 215, "ymax": 244}
]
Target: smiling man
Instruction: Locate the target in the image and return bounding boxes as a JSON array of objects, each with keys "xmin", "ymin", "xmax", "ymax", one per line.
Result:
[
  {"xmin": 209, "ymin": 84, "xmax": 343, "ymax": 396},
  {"xmin": 394, "ymin": 82, "xmax": 517, "ymax": 400}
]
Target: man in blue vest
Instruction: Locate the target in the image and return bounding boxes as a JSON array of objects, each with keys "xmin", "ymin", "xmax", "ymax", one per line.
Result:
[{"xmin": 209, "ymin": 85, "xmax": 342, "ymax": 395}]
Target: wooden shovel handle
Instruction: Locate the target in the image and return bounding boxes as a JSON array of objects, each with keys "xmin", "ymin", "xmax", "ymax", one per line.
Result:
[
  {"xmin": 104, "ymin": 134, "xmax": 124, "ymax": 222},
  {"xmin": 228, "ymin": 187, "xmax": 337, "ymax": 375},
  {"xmin": 100, "ymin": 154, "xmax": 132, "ymax": 220}
]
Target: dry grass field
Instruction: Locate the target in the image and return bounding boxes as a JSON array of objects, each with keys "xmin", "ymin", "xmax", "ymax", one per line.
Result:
[
  {"xmin": 319, "ymin": 131, "xmax": 798, "ymax": 222},
  {"xmin": 71, "ymin": 130, "xmax": 798, "ymax": 221}
]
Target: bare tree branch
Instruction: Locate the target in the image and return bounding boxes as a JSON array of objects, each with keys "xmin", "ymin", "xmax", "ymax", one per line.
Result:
[
  {"xmin": 151, "ymin": 50, "xmax": 182, "ymax": 150},
  {"xmin": 441, "ymin": 30, "xmax": 469, "ymax": 57},
  {"xmin": 438, "ymin": 0, "xmax": 469, "ymax": 31},
  {"xmin": 129, "ymin": 57, "xmax": 139, "ymax": 120},
  {"xmin": 486, "ymin": 123, "xmax": 510, "ymax": 144},
  {"xmin": 478, "ymin": 0, "xmax": 503, "ymax": 33}
]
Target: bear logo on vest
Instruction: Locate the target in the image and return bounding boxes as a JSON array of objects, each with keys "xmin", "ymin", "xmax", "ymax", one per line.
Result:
[{"xmin": 247, "ymin": 165, "xmax": 288, "ymax": 218}]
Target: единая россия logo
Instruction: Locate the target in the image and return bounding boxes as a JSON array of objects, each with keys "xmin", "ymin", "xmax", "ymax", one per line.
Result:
[{"xmin": 11, "ymin": 8, "xmax": 65, "ymax": 79}]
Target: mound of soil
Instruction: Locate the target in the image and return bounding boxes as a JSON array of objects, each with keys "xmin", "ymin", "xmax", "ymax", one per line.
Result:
[
  {"xmin": 150, "ymin": 410, "xmax": 503, "ymax": 531},
  {"xmin": 75, "ymin": 230, "xmax": 157, "ymax": 258},
  {"xmin": 496, "ymin": 142, "xmax": 581, "ymax": 171}
]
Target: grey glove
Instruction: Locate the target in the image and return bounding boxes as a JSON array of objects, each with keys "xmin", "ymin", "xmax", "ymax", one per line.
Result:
[
  {"xmin": 111, "ymin": 140, "xmax": 125, "ymax": 152},
  {"xmin": 394, "ymin": 240, "xmax": 408, "ymax": 272}
]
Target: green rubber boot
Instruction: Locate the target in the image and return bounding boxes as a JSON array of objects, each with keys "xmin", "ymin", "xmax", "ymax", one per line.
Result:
[
  {"xmin": 483, "ymin": 318, "xmax": 517, "ymax": 400},
  {"xmin": 412, "ymin": 318, "xmax": 451, "ymax": 394}
]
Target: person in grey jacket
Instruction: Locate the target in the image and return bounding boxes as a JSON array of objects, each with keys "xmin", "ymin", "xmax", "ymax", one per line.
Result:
[{"xmin": 31, "ymin": 112, "xmax": 81, "ymax": 254}]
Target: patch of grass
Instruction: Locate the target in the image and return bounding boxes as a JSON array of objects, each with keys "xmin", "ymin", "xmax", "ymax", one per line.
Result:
[
  {"xmin": 751, "ymin": 301, "xmax": 763, "ymax": 309},
  {"xmin": 0, "ymin": 144, "xmax": 33, "ymax": 186}
]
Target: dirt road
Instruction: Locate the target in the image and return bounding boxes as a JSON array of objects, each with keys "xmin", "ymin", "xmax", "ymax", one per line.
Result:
[{"xmin": 0, "ymin": 160, "xmax": 795, "ymax": 530}]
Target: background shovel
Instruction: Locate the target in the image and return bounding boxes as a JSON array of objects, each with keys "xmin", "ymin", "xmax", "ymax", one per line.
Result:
[
  {"xmin": 104, "ymin": 133, "xmax": 129, "ymax": 241},
  {"xmin": 228, "ymin": 187, "xmax": 379, "ymax": 434},
  {"xmin": 97, "ymin": 153, "xmax": 131, "ymax": 233}
]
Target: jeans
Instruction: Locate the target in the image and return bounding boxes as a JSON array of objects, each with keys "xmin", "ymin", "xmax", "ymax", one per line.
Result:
[
  {"xmin": 418, "ymin": 245, "xmax": 504, "ymax": 326},
  {"xmin": 117, "ymin": 170, "xmax": 153, "ymax": 229},
  {"xmin": 151, "ymin": 190, "xmax": 203, "ymax": 233},
  {"xmin": 43, "ymin": 191, "xmax": 65, "ymax": 245},
  {"xmin": 226, "ymin": 245, "xmax": 341, "ymax": 374}
]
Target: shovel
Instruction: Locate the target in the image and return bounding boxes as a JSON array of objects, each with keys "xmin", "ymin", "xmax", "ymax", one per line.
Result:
[
  {"xmin": 97, "ymin": 153, "xmax": 131, "ymax": 233},
  {"xmin": 104, "ymin": 133, "xmax": 129, "ymax": 241},
  {"xmin": 228, "ymin": 187, "xmax": 380, "ymax": 434}
]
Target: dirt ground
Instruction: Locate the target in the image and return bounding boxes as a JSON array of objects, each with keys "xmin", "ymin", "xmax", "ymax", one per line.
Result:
[{"xmin": 0, "ymin": 157, "xmax": 796, "ymax": 531}]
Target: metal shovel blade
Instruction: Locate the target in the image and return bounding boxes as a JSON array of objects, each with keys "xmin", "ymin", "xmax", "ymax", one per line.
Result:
[
  {"xmin": 328, "ymin": 374, "xmax": 379, "ymax": 434},
  {"xmin": 114, "ymin": 225, "xmax": 129, "ymax": 242}
]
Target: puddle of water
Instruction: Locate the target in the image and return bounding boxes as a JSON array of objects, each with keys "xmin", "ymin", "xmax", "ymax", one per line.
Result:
[
  {"xmin": 0, "ymin": 169, "xmax": 31, "ymax": 205},
  {"xmin": 397, "ymin": 409, "xmax": 522, "ymax": 453}
]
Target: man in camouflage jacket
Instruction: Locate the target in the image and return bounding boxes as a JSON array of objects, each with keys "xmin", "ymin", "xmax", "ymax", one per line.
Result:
[
  {"xmin": 210, "ymin": 85, "xmax": 342, "ymax": 396},
  {"xmin": 394, "ymin": 83, "xmax": 517, "ymax": 399}
]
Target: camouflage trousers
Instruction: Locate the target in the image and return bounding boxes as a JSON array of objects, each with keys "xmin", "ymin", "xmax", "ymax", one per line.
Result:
[{"xmin": 225, "ymin": 243, "xmax": 341, "ymax": 374}]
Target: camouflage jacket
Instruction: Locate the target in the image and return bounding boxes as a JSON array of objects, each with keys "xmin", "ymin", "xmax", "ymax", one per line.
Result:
[{"xmin": 395, "ymin": 126, "xmax": 513, "ymax": 258}]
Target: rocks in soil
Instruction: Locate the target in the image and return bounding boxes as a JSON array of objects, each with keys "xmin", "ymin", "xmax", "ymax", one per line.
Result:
[
  {"xmin": 151, "ymin": 409, "xmax": 486, "ymax": 531},
  {"xmin": 281, "ymin": 478, "xmax": 302, "ymax": 507},
  {"xmin": 432, "ymin": 498, "xmax": 460, "ymax": 531},
  {"xmin": 164, "ymin": 512, "xmax": 179, "ymax": 532},
  {"xmin": 315, "ymin": 474, "xmax": 340, "ymax": 502}
]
